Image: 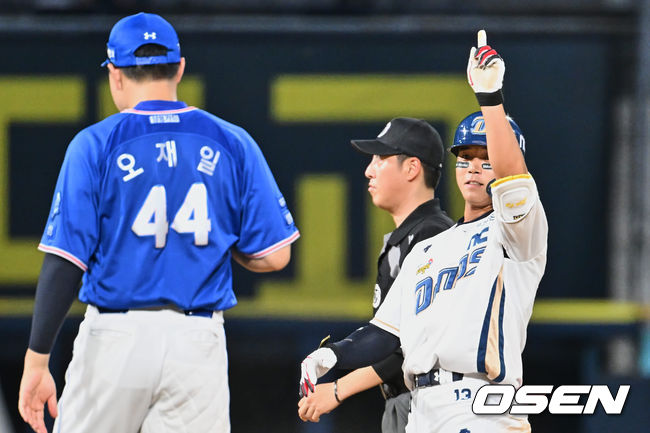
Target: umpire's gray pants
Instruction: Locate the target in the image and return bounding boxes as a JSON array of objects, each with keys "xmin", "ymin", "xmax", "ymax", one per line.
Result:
[{"xmin": 381, "ymin": 392, "xmax": 411, "ymax": 433}]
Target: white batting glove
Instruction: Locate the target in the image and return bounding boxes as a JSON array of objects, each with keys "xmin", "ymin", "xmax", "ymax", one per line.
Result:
[
  {"xmin": 466, "ymin": 29, "xmax": 505, "ymax": 106},
  {"xmin": 299, "ymin": 347, "xmax": 337, "ymax": 397}
]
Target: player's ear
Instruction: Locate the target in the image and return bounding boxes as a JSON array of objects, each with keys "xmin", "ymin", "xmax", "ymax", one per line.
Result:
[
  {"xmin": 174, "ymin": 58, "xmax": 186, "ymax": 84},
  {"xmin": 107, "ymin": 63, "xmax": 123, "ymax": 91},
  {"xmin": 405, "ymin": 157, "xmax": 421, "ymax": 181}
]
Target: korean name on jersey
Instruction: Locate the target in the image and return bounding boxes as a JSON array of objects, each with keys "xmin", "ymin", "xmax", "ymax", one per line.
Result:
[
  {"xmin": 371, "ymin": 175, "xmax": 547, "ymax": 389},
  {"xmin": 38, "ymin": 102, "xmax": 299, "ymax": 312}
]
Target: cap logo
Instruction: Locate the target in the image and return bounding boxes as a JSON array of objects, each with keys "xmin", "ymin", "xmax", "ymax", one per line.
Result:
[
  {"xmin": 377, "ymin": 122, "xmax": 391, "ymax": 138},
  {"xmin": 144, "ymin": 32, "xmax": 157, "ymax": 40},
  {"xmin": 470, "ymin": 116, "xmax": 487, "ymax": 135},
  {"xmin": 107, "ymin": 48, "xmax": 115, "ymax": 59}
]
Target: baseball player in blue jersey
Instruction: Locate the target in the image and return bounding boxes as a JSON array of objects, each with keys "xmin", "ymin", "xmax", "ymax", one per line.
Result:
[
  {"xmin": 298, "ymin": 30, "xmax": 547, "ymax": 432},
  {"xmin": 18, "ymin": 12, "xmax": 299, "ymax": 433}
]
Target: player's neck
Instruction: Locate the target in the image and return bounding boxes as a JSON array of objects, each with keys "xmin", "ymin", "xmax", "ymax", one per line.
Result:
[
  {"xmin": 463, "ymin": 203, "xmax": 493, "ymax": 223},
  {"xmin": 124, "ymin": 80, "xmax": 179, "ymax": 109},
  {"xmin": 390, "ymin": 189, "xmax": 434, "ymax": 228}
]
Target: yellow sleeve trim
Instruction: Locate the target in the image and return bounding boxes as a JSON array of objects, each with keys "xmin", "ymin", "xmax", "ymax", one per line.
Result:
[
  {"xmin": 491, "ymin": 173, "xmax": 532, "ymax": 189},
  {"xmin": 371, "ymin": 318, "xmax": 400, "ymax": 334}
]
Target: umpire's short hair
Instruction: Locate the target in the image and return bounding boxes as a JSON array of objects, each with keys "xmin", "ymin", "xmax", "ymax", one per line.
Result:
[
  {"xmin": 397, "ymin": 154, "xmax": 441, "ymax": 189},
  {"xmin": 120, "ymin": 44, "xmax": 180, "ymax": 81}
]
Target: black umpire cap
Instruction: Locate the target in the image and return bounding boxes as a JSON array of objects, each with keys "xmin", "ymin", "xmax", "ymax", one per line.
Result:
[{"xmin": 350, "ymin": 117, "xmax": 444, "ymax": 170}]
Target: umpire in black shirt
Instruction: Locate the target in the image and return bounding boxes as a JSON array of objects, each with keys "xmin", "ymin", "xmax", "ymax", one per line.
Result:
[{"xmin": 298, "ymin": 117, "xmax": 454, "ymax": 432}]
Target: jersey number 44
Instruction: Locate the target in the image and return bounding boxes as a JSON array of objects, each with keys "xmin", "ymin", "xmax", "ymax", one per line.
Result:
[{"xmin": 132, "ymin": 182, "xmax": 211, "ymax": 248}]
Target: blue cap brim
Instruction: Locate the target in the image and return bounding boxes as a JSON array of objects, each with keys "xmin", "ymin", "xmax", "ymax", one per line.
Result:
[{"xmin": 100, "ymin": 52, "xmax": 180, "ymax": 68}]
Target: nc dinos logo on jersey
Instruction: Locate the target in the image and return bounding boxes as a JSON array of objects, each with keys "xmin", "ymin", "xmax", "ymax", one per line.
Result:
[{"xmin": 470, "ymin": 116, "xmax": 486, "ymax": 135}]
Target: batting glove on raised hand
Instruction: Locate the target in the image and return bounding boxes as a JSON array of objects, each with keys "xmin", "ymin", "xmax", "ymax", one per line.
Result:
[
  {"xmin": 299, "ymin": 347, "xmax": 337, "ymax": 398},
  {"xmin": 467, "ymin": 29, "xmax": 505, "ymax": 106}
]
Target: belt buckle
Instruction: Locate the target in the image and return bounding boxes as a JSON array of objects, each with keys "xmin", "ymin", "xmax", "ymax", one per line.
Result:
[
  {"xmin": 184, "ymin": 309, "xmax": 213, "ymax": 318},
  {"xmin": 414, "ymin": 375, "xmax": 420, "ymax": 388}
]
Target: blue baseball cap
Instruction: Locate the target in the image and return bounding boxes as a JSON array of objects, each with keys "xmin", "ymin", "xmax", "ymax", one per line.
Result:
[{"xmin": 101, "ymin": 12, "xmax": 181, "ymax": 68}]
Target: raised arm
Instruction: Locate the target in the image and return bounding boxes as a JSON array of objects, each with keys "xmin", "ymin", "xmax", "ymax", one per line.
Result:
[{"xmin": 467, "ymin": 29, "xmax": 527, "ymax": 178}]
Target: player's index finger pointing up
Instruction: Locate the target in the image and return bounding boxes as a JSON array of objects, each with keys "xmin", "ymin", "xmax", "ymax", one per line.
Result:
[{"xmin": 477, "ymin": 29, "xmax": 487, "ymax": 47}]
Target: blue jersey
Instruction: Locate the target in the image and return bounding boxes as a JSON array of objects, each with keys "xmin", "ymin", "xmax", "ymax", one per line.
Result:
[{"xmin": 39, "ymin": 100, "xmax": 299, "ymax": 311}]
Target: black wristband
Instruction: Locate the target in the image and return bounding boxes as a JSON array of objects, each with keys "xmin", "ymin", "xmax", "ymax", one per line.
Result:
[
  {"xmin": 324, "ymin": 342, "xmax": 341, "ymax": 367},
  {"xmin": 475, "ymin": 90, "xmax": 504, "ymax": 106},
  {"xmin": 333, "ymin": 379, "xmax": 342, "ymax": 403}
]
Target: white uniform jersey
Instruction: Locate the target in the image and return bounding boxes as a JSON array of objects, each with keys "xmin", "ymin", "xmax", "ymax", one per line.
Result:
[{"xmin": 371, "ymin": 174, "xmax": 547, "ymax": 389}]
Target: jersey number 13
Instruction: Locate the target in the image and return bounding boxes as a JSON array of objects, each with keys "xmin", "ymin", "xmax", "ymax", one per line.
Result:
[{"xmin": 132, "ymin": 183, "xmax": 211, "ymax": 248}]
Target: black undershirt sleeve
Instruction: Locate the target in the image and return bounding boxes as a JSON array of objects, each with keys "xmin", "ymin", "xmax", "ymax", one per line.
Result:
[
  {"xmin": 371, "ymin": 350, "xmax": 404, "ymax": 383},
  {"xmin": 326, "ymin": 324, "xmax": 400, "ymax": 370},
  {"xmin": 28, "ymin": 253, "xmax": 83, "ymax": 354}
]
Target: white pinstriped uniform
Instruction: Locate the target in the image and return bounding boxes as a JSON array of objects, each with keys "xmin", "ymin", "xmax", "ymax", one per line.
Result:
[{"xmin": 371, "ymin": 174, "xmax": 547, "ymax": 433}]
